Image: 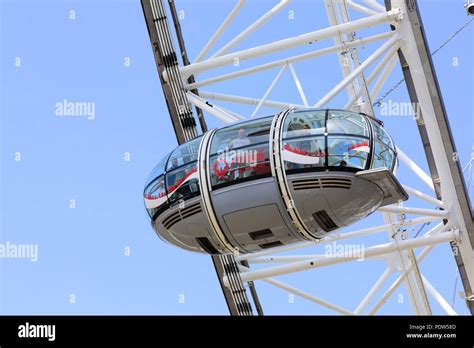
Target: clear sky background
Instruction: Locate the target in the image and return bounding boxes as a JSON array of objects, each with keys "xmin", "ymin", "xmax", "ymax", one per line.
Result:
[{"xmin": 0, "ymin": 0, "xmax": 473, "ymax": 315}]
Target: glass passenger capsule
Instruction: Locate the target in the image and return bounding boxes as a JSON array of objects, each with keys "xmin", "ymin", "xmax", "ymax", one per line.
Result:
[{"xmin": 144, "ymin": 109, "xmax": 407, "ymax": 254}]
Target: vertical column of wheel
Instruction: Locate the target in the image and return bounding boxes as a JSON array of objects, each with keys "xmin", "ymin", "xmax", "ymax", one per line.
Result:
[
  {"xmin": 269, "ymin": 110, "xmax": 321, "ymax": 241},
  {"xmin": 197, "ymin": 129, "xmax": 235, "ymax": 253},
  {"xmin": 221, "ymin": 254, "xmax": 254, "ymax": 315}
]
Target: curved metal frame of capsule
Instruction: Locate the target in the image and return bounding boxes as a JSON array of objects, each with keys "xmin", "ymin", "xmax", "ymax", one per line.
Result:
[
  {"xmin": 197, "ymin": 128, "xmax": 236, "ymax": 253},
  {"xmin": 270, "ymin": 109, "xmax": 320, "ymax": 241}
]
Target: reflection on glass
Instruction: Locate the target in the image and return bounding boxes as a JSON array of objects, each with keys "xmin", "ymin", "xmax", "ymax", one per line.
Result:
[
  {"xmin": 327, "ymin": 136, "xmax": 369, "ymax": 169},
  {"xmin": 283, "ymin": 110, "xmax": 326, "ymax": 138},
  {"xmin": 372, "ymin": 141, "xmax": 394, "ymax": 169},
  {"xmin": 370, "ymin": 119, "xmax": 393, "ymax": 148},
  {"xmin": 327, "ymin": 110, "xmax": 369, "ymax": 136},
  {"xmin": 210, "ymin": 143, "xmax": 271, "ymax": 187},
  {"xmin": 167, "ymin": 137, "xmax": 202, "ymax": 171},
  {"xmin": 210, "ymin": 117, "xmax": 272, "ymax": 155},
  {"xmin": 144, "ymin": 175, "xmax": 167, "ymax": 218},
  {"xmin": 166, "ymin": 162, "xmax": 199, "ymax": 204},
  {"xmin": 145, "ymin": 154, "xmax": 170, "ymax": 187},
  {"xmin": 283, "ymin": 137, "xmax": 326, "ymax": 171}
]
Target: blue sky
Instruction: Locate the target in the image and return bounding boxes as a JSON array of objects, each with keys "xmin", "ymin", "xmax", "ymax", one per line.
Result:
[{"xmin": 0, "ymin": 0, "xmax": 473, "ymax": 315}]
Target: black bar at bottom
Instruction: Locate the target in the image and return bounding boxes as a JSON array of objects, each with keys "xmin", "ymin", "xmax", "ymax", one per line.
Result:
[{"xmin": 0, "ymin": 316, "xmax": 472, "ymax": 346}]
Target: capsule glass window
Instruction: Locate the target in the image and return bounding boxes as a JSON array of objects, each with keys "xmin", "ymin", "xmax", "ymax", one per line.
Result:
[
  {"xmin": 282, "ymin": 110, "xmax": 326, "ymax": 172},
  {"xmin": 209, "ymin": 117, "xmax": 273, "ymax": 189},
  {"xmin": 327, "ymin": 136, "xmax": 369, "ymax": 170},
  {"xmin": 209, "ymin": 143, "xmax": 271, "ymax": 188},
  {"xmin": 144, "ymin": 175, "xmax": 167, "ymax": 218},
  {"xmin": 283, "ymin": 110, "xmax": 326, "ymax": 139},
  {"xmin": 369, "ymin": 119, "xmax": 394, "ymax": 149},
  {"xmin": 167, "ymin": 136, "xmax": 202, "ymax": 171},
  {"xmin": 209, "ymin": 116, "xmax": 273, "ymax": 155},
  {"xmin": 327, "ymin": 110, "xmax": 370, "ymax": 137},
  {"xmin": 145, "ymin": 153, "xmax": 170, "ymax": 188},
  {"xmin": 166, "ymin": 162, "xmax": 200, "ymax": 205},
  {"xmin": 371, "ymin": 141, "xmax": 395, "ymax": 170},
  {"xmin": 283, "ymin": 137, "xmax": 326, "ymax": 171}
]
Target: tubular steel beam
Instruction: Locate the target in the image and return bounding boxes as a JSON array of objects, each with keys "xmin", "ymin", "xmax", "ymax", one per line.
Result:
[
  {"xmin": 177, "ymin": 9, "xmax": 401, "ymax": 79},
  {"xmin": 387, "ymin": 0, "xmax": 474, "ymax": 314},
  {"xmin": 229, "ymin": 230, "xmax": 457, "ymax": 285}
]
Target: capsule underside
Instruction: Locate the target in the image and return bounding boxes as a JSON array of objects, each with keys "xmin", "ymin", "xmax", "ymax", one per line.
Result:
[{"xmin": 144, "ymin": 109, "xmax": 407, "ymax": 254}]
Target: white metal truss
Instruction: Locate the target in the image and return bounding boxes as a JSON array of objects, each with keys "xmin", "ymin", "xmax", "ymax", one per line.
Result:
[
  {"xmin": 464, "ymin": 146, "xmax": 474, "ymax": 195},
  {"xmin": 161, "ymin": 0, "xmax": 474, "ymax": 315}
]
